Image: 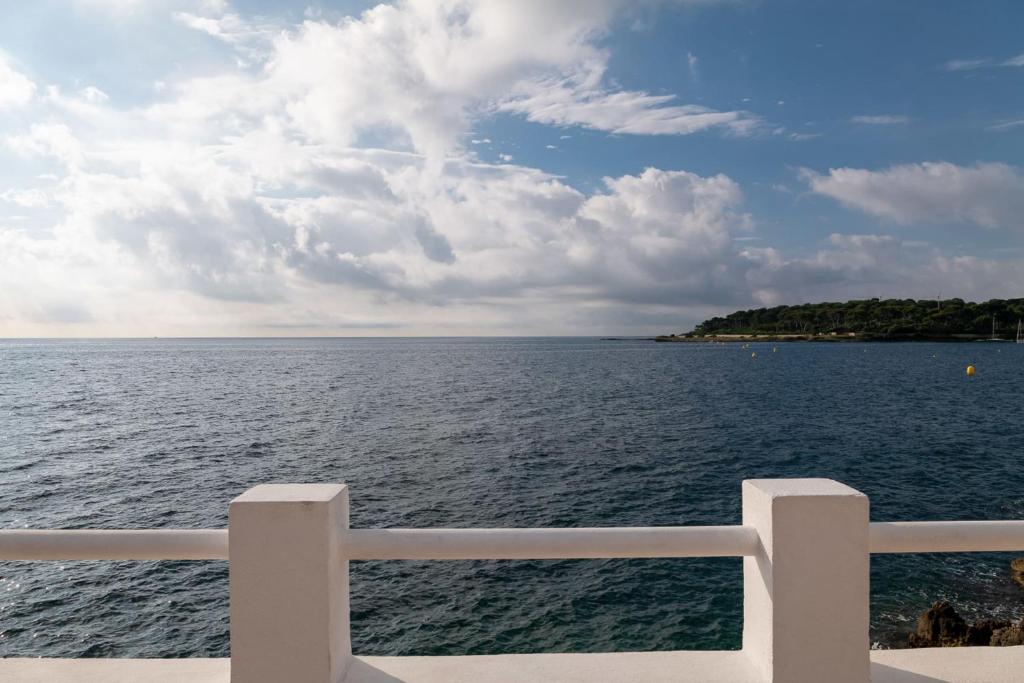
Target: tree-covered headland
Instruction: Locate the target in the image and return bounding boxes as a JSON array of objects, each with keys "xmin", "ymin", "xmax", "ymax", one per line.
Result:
[{"xmin": 664, "ymin": 298, "xmax": 1024, "ymax": 341}]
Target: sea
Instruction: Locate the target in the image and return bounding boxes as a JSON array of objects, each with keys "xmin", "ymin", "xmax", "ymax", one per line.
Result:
[{"xmin": 1, "ymin": 337, "xmax": 1023, "ymax": 658}]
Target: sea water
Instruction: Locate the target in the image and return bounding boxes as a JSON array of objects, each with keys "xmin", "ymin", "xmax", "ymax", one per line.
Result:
[{"xmin": 1, "ymin": 338, "xmax": 1023, "ymax": 657}]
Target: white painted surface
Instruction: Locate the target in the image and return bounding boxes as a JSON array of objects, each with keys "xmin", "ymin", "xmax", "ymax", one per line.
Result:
[
  {"xmin": 0, "ymin": 529, "xmax": 228, "ymax": 560},
  {"xmin": 742, "ymin": 478, "xmax": 870, "ymax": 683},
  {"xmin": 0, "ymin": 658, "xmax": 230, "ymax": 682},
  {"xmin": 229, "ymin": 484, "xmax": 351, "ymax": 683},
  {"xmin": 345, "ymin": 525, "xmax": 759, "ymax": 560},
  {"xmin": 4, "ymin": 648, "xmax": 1024, "ymax": 683},
  {"xmin": 870, "ymin": 521, "xmax": 1024, "ymax": 553},
  {"xmin": 7, "ymin": 479, "xmax": 1024, "ymax": 683},
  {"xmin": 4, "ymin": 518, "xmax": 1024, "ymax": 562},
  {"xmin": 348, "ymin": 651, "xmax": 760, "ymax": 683},
  {"xmin": 871, "ymin": 646, "xmax": 1024, "ymax": 682}
]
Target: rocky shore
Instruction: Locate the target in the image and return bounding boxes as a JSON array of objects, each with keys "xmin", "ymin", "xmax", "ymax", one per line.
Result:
[
  {"xmin": 907, "ymin": 601, "xmax": 1024, "ymax": 648},
  {"xmin": 905, "ymin": 557, "xmax": 1024, "ymax": 648}
]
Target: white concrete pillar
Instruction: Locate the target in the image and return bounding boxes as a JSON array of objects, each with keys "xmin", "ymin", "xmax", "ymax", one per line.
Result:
[
  {"xmin": 229, "ymin": 484, "xmax": 351, "ymax": 683},
  {"xmin": 742, "ymin": 479, "xmax": 869, "ymax": 683}
]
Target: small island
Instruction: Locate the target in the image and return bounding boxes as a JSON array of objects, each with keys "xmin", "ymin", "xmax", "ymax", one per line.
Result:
[{"xmin": 658, "ymin": 297, "xmax": 1024, "ymax": 342}]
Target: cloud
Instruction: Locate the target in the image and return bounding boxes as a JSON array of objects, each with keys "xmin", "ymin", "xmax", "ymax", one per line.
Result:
[
  {"xmin": 1, "ymin": 1, "xmax": 1019, "ymax": 335},
  {"xmin": 687, "ymin": 52, "xmax": 698, "ymax": 79},
  {"xmin": 172, "ymin": 8, "xmax": 278, "ymax": 65},
  {"xmin": 69, "ymin": 0, "xmax": 229, "ymax": 15},
  {"xmin": 0, "ymin": 188, "xmax": 50, "ymax": 208},
  {"xmin": 990, "ymin": 119, "xmax": 1024, "ymax": 132},
  {"xmin": 0, "ymin": 53, "xmax": 36, "ymax": 109},
  {"xmin": 176, "ymin": 0, "xmax": 758, "ymax": 159},
  {"xmin": 802, "ymin": 162, "xmax": 1024, "ymax": 229},
  {"xmin": 79, "ymin": 86, "xmax": 109, "ymax": 103},
  {"xmin": 5, "ymin": 123, "xmax": 84, "ymax": 168},
  {"xmin": 70, "ymin": 0, "xmax": 147, "ymax": 11},
  {"xmin": 943, "ymin": 53, "xmax": 1024, "ymax": 71},
  {"xmin": 851, "ymin": 115, "xmax": 909, "ymax": 125},
  {"xmin": 943, "ymin": 58, "xmax": 990, "ymax": 72},
  {"xmin": 744, "ymin": 233, "xmax": 1024, "ymax": 307},
  {"xmin": 500, "ymin": 83, "xmax": 762, "ymax": 136}
]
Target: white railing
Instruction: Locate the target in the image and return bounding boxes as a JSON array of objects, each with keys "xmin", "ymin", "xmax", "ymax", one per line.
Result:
[
  {"xmin": 343, "ymin": 525, "xmax": 760, "ymax": 559},
  {"xmin": 0, "ymin": 529, "xmax": 228, "ymax": 560},
  {"xmin": 2, "ymin": 478, "xmax": 1024, "ymax": 683},
  {"xmin": 868, "ymin": 520, "xmax": 1024, "ymax": 553},
  {"xmin": 7, "ymin": 520, "xmax": 1024, "ymax": 561}
]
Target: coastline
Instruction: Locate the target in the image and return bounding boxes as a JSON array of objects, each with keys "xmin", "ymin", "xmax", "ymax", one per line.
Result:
[{"xmin": 654, "ymin": 333, "xmax": 1008, "ymax": 343}]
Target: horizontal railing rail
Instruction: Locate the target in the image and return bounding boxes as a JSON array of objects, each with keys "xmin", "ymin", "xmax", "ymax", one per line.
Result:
[
  {"xmin": 0, "ymin": 529, "xmax": 229, "ymax": 560},
  {"xmin": 4, "ymin": 520, "xmax": 1024, "ymax": 561},
  {"xmin": 868, "ymin": 520, "xmax": 1024, "ymax": 553},
  {"xmin": 345, "ymin": 525, "xmax": 760, "ymax": 560}
]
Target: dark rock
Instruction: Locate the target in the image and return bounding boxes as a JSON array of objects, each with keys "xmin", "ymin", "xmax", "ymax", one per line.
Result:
[
  {"xmin": 991, "ymin": 624, "xmax": 1024, "ymax": 647},
  {"xmin": 906, "ymin": 601, "xmax": 1024, "ymax": 648},
  {"xmin": 965, "ymin": 619, "xmax": 1011, "ymax": 646},
  {"xmin": 907, "ymin": 601, "xmax": 968, "ymax": 648},
  {"xmin": 1011, "ymin": 557, "xmax": 1024, "ymax": 589}
]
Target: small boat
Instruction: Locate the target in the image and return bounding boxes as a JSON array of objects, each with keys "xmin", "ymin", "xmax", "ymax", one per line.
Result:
[
  {"xmin": 1017, "ymin": 320, "xmax": 1023, "ymax": 344},
  {"xmin": 983, "ymin": 315, "xmax": 1012, "ymax": 341}
]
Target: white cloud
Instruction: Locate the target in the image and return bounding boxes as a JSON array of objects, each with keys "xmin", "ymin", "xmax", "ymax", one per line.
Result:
[
  {"xmin": 2, "ymin": 1, "xmax": 1019, "ymax": 335},
  {"xmin": 990, "ymin": 119, "xmax": 1024, "ymax": 132},
  {"xmin": 851, "ymin": 115, "xmax": 909, "ymax": 125},
  {"xmin": 0, "ymin": 53, "xmax": 36, "ymax": 109},
  {"xmin": 802, "ymin": 162, "xmax": 1024, "ymax": 229},
  {"xmin": 687, "ymin": 52, "xmax": 698, "ymax": 79},
  {"xmin": 943, "ymin": 58, "xmax": 990, "ymax": 72},
  {"xmin": 943, "ymin": 53, "xmax": 1024, "ymax": 71},
  {"xmin": 71, "ymin": 0, "xmax": 146, "ymax": 11},
  {"xmin": 79, "ymin": 86, "xmax": 109, "ymax": 103},
  {"xmin": 172, "ymin": 8, "xmax": 278, "ymax": 65},
  {"xmin": 501, "ymin": 83, "xmax": 762, "ymax": 136},
  {"xmin": 744, "ymin": 233, "xmax": 1024, "ymax": 307},
  {"xmin": 5, "ymin": 123, "xmax": 84, "ymax": 168},
  {"xmin": 69, "ymin": 0, "xmax": 228, "ymax": 15},
  {"xmin": 0, "ymin": 188, "xmax": 51, "ymax": 208}
]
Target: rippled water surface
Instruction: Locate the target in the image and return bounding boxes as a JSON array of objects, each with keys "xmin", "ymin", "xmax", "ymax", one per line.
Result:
[{"xmin": 1, "ymin": 338, "xmax": 1023, "ymax": 657}]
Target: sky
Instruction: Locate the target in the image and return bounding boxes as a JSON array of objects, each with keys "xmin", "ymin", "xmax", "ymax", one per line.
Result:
[{"xmin": 0, "ymin": 0, "xmax": 1022, "ymax": 336}]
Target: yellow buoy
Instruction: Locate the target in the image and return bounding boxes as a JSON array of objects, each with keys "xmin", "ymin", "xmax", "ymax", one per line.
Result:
[{"xmin": 966, "ymin": 365, "xmax": 976, "ymax": 377}]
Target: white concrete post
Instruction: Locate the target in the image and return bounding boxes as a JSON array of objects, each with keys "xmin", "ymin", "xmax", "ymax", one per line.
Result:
[
  {"xmin": 229, "ymin": 484, "xmax": 351, "ymax": 683},
  {"xmin": 742, "ymin": 479, "xmax": 869, "ymax": 683}
]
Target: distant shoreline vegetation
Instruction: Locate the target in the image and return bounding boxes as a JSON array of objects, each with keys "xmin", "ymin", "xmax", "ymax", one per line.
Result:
[{"xmin": 657, "ymin": 298, "xmax": 1024, "ymax": 342}]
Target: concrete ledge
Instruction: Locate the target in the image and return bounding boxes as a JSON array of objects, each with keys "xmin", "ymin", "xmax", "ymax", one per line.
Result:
[
  {"xmin": 871, "ymin": 646, "xmax": 1024, "ymax": 683},
  {"xmin": 0, "ymin": 658, "xmax": 230, "ymax": 683},
  {"xmin": 349, "ymin": 651, "xmax": 759, "ymax": 683},
  {"xmin": 2, "ymin": 647, "xmax": 1022, "ymax": 683}
]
